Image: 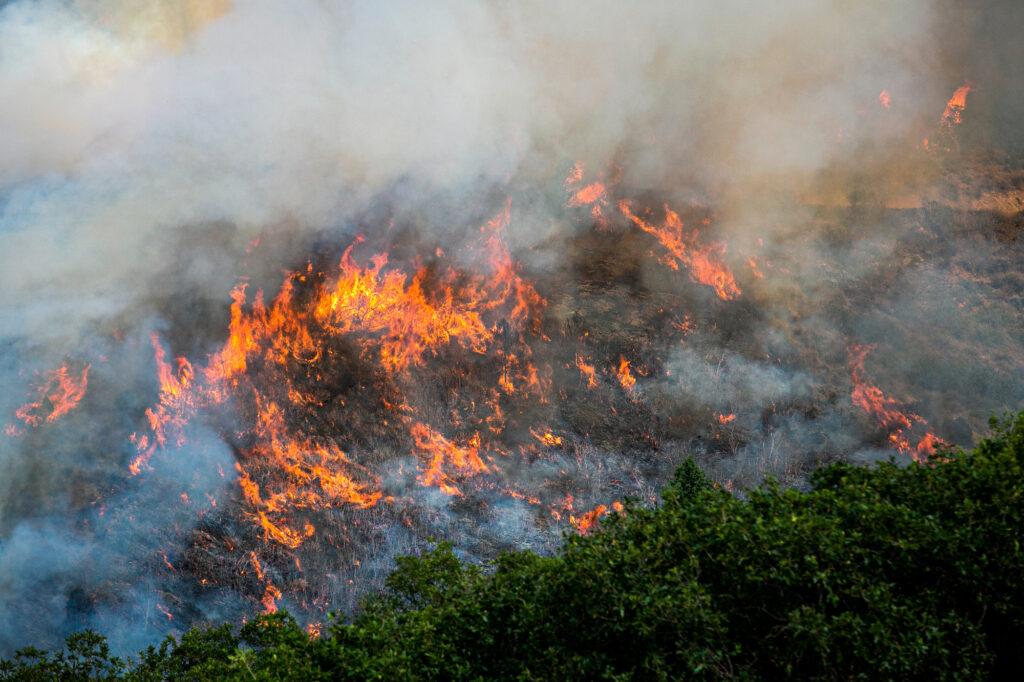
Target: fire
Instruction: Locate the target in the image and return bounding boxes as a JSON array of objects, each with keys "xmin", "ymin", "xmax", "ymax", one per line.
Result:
[
  {"xmin": 565, "ymin": 162, "xmax": 610, "ymax": 222},
  {"xmin": 618, "ymin": 200, "xmax": 741, "ymax": 300},
  {"xmin": 570, "ymin": 504, "xmax": 607, "ymax": 534},
  {"xmin": 615, "ymin": 355, "xmax": 636, "ymax": 391},
  {"xmin": 570, "ymin": 501, "xmax": 622, "ymax": 535},
  {"xmin": 411, "ymin": 423, "xmax": 487, "ymax": 496},
  {"xmin": 563, "ymin": 162, "xmax": 741, "ymax": 300},
  {"xmin": 127, "ymin": 203, "xmax": 554, "ymax": 546},
  {"xmin": 250, "ymin": 552, "xmax": 266, "ymax": 582},
  {"xmin": 261, "ymin": 584, "xmax": 282, "ymax": 614},
  {"xmin": 717, "ymin": 413, "xmax": 736, "ymax": 425},
  {"xmin": 239, "ymin": 397, "xmax": 381, "ymax": 545},
  {"xmin": 878, "ymin": 90, "xmax": 891, "ymax": 109},
  {"xmin": 111, "ymin": 182, "xmax": 766, "ymax": 625},
  {"xmin": 7, "ymin": 363, "xmax": 90, "ymax": 435},
  {"xmin": 529, "ymin": 428, "xmax": 563, "ymax": 447},
  {"xmin": 575, "ymin": 354, "xmax": 599, "ymax": 389},
  {"xmin": 129, "ymin": 335, "xmax": 197, "ymax": 475},
  {"xmin": 941, "ymin": 84, "xmax": 971, "ymax": 126},
  {"xmin": 848, "ymin": 345, "xmax": 944, "ymax": 461}
]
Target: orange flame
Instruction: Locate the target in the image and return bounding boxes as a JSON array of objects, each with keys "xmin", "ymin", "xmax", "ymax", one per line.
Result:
[
  {"xmin": 570, "ymin": 501, "xmax": 621, "ymax": 534},
  {"xmin": 411, "ymin": 423, "xmax": 487, "ymax": 496},
  {"xmin": 878, "ymin": 90, "xmax": 891, "ymax": 109},
  {"xmin": 8, "ymin": 363, "xmax": 90, "ymax": 435},
  {"xmin": 618, "ymin": 201, "xmax": 741, "ymax": 300},
  {"xmin": 128, "ymin": 203, "xmax": 551, "ymax": 542},
  {"xmin": 529, "ymin": 428, "xmax": 563, "ymax": 447},
  {"xmin": 575, "ymin": 354, "xmax": 599, "ymax": 389},
  {"xmin": 848, "ymin": 345, "xmax": 945, "ymax": 462},
  {"xmin": 615, "ymin": 355, "xmax": 636, "ymax": 391},
  {"xmin": 564, "ymin": 162, "xmax": 611, "ymax": 223},
  {"xmin": 261, "ymin": 584, "xmax": 282, "ymax": 614},
  {"xmin": 941, "ymin": 84, "xmax": 971, "ymax": 126}
]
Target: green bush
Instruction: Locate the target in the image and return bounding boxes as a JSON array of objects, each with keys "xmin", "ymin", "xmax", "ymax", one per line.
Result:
[{"xmin": 3, "ymin": 412, "xmax": 1023, "ymax": 680}]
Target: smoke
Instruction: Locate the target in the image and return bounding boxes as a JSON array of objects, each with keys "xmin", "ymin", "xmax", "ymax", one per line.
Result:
[{"xmin": 1, "ymin": 0, "xmax": 1021, "ymax": 656}]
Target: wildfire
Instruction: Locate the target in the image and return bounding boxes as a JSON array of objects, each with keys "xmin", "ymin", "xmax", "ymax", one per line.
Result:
[
  {"xmin": 129, "ymin": 335, "xmax": 196, "ymax": 475},
  {"xmin": 575, "ymin": 354, "xmax": 599, "ymax": 389},
  {"xmin": 411, "ymin": 423, "xmax": 488, "ymax": 496},
  {"xmin": 7, "ymin": 363, "xmax": 90, "ymax": 436},
  {"xmin": 615, "ymin": 356, "xmax": 636, "ymax": 391},
  {"xmin": 848, "ymin": 345, "xmax": 943, "ymax": 461},
  {"xmin": 941, "ymin": 84, "xmax": 971, "ymax": 126},
  {"xmin": 565, "ymin": 162, "xmax": 610, "ymax": 223},
  {"xmin": 529, "ymin": 428, "xmax": 563, "ymax": 447},
  {"xmin": 261, "ymin": 584, "xmax": 282, "ymax": 614},
  {"xmin": 126, "ymin": 203, "xmax": 555, "ymax": 547},
  {"xmin": 717, "ymin": 413, "xmax": 736, "ymax": 425},
  {"xmin": 569, "ymin": 500, "xmax": 623, "ymax": 535},
  {"xmin": 878, "ymin": 89, "xmax": 891, "ymax": 109},
  {"xmin": 618, "ymin": 200, "xmax": 741, "ymax": 300},
  {"xmin": 102, "ymin": 167, "xmax": 859, "ymax": 630}
]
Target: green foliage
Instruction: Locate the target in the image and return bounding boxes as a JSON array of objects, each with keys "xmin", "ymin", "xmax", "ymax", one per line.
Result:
[{"xmin": 3, "ymin": 412, "xmax": 1023, "ymax": 680}]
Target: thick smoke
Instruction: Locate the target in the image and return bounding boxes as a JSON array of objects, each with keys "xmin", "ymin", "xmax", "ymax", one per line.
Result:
[{"xmin": 1, "ymin": 0, "xmax": 1021, "ymax": 655}]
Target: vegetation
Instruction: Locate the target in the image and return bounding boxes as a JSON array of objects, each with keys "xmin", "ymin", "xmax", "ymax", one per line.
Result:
[{"xmin": 3, "ymin": 412, "xmax": 1023, "ymax": 680}]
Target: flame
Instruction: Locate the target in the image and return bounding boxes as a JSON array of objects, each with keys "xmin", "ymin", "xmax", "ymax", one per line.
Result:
[
  {"xmin": 568, "ymin": 182, "xmax": 608, "ymax": 208},
  {"xmin": 129, "ymin": 335, "xmax": 196, "ymax": 475},
  {"xmin": 261, "ymin": 584, "xmax": 282, "ymax": 614},
  {"xmin": 848, "ymin": 345, "xmax": 944, "ymax": 461},
  {"xmin": 529, "ymin": 428, "xmax": 563, "ymax": 447},
  {"xmin": 564, "ymin": 162, "xmax": 584, "ymax": 187},
  {"xmin": 239, "ymin": 397, "xmax": 381, "ymax": 545},
  {"xmin": 717, "ymin": 413, "xmax": 736, "ymax": 425},
  {"xmin": 941, "ymin": 84, "xmax": 971, "ymax": 126},
  {"xmin": 128, "ymin": 204, "xmax": 551, "ymax": 543},
  {"xmin": 8, "ymin": 363, "xmax": 90, "ymax": 434},
  {"xmin": 618, "ymin": 201, "xmax": 741, "ymax": 300},
  {"xmin": 575, "ymin": 354, "xmax": 599, "ymax": 389},
  {"xmin": 250, "ymin": 552, "xmax": 266, "ymax": 582},
  {"xmin": 564, "ymin": 162, "xmax": 611, "ymax": 223},
  {"xmin": 878, "ymin": 90, "xmax": 891, "ymax": 109},
  {"xmin": 615, "ymin": 355, "xmax": 636, "ymax": 391},
  {"xmin": 411, "ymin": 423, "xmax": 487, "ymax": 496},
  {"xmin": 570, "ymin": 501, "xmax": 621, "ymax": 534}
]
